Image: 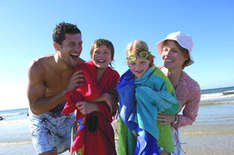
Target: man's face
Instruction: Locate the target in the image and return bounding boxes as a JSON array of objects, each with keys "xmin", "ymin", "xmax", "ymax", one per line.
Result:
[{"xmin": 58, "ymin": 33, "xmax": 83, "ymax": 68}]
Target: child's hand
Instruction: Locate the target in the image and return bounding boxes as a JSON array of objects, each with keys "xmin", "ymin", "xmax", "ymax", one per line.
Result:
[
  {"xmin": 157, "ymin": 113, "xmax": 176, "ymax": 125},
  {"xmin": 102, "ymin": 93, "xmax": 114, "ymax": 113},
  {"xmin": 76, "ymin": 101, "xmax": 98, "ymax": 115}
]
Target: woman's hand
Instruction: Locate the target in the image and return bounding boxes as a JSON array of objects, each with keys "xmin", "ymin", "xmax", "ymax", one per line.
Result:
[
  {"xmin": 157, "ymin": 113, "xmax": 176, "ymax": 125},
  {"xmin": 76, "ymin": 101, "xmax": 98, "ymax": 115}
]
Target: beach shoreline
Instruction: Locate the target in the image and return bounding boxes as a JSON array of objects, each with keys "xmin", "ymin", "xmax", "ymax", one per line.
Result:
[
  {"xmin": 1, "ymin": 96, "xmax": 234, "ymax": 155},
  {"xmin": 1, "ymin": 118, "xmax": 233, "ymax": 155},
  {"xmin": 200, "ymin": 92, "xmax": 234, "ymax": 105},
  {"xmin": 181, "ymin": 125, "xmax": 234, "ymax": 155}
]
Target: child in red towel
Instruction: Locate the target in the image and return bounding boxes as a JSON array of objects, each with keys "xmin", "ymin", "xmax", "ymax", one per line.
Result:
[{"xmin": 62, "ymin": 39, "xmax": 120, "ymax": 155}]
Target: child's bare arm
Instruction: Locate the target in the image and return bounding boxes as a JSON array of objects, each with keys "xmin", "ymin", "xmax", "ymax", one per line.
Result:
[
  {"xmin": 89, "ymin": 95, "xmax": 106, "ymax": 103},
  {"xmin": 89, "ymin": 93, "xmax": 114, "ymax": 113}
]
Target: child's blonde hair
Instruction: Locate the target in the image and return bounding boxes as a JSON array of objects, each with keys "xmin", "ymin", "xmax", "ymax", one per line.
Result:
[{"xmin": 126, "ymin": 40, "xmax": 154, "ymax": 66}]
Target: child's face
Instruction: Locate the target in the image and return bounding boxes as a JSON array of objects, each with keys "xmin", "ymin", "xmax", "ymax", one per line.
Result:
[
  {"xmin": 91, "ymin": 45, "xmax": 112, "ymax": 69},
  {"xmin": 127, "ymin": 58, "xmax": 150, "ymax": 78}
]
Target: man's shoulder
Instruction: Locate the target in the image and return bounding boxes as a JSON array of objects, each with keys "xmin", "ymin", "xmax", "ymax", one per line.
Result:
[
  {"xmin": 29, "ymin": 54, "xmax": 54, "ymax": 70},
  {"xmin": 28, "ymin": 54, "xmax": 55, "ymax": 79}
]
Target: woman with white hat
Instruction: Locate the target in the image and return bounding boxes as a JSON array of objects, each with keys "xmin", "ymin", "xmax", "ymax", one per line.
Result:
[{"xmin": 156, "ymin": 32, "xmax": 201, "ymax": 155}]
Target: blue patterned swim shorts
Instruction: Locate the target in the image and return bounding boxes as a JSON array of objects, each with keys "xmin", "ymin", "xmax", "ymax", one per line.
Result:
[{"xmin": 29, "ymin": 110, "xmax": 75, "ymax": 154}]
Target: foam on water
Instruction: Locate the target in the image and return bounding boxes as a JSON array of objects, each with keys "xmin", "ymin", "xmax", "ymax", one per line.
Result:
[{"xmin": 201, "ymin": 93, "xmax": 234, "ymax": 102}]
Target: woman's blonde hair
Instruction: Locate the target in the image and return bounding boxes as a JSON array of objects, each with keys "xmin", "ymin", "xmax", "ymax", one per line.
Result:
[{"xmin": 126, "ymin": 40, "xmax": 154, "ymax": 66}]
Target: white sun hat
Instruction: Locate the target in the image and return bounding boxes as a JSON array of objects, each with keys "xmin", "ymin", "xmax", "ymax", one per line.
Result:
[{"xmin": 156, "ymin": 31, "xmax": 194, "ymax": 66}]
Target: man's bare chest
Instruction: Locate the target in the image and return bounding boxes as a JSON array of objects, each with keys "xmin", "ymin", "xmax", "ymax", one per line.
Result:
[{"xmin": 44, "ymin": 71, "xmax": 72, "ymax": 96}]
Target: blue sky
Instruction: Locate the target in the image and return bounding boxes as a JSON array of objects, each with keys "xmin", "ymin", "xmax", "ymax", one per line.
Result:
[{"xmin": 0, "ymin": 0, "xmax": 234, "ymax": 110}]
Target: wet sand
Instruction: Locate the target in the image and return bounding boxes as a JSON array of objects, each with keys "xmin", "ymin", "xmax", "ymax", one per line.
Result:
[
  {"xmin": 2, "ymin": 124, "xmax": 233, "ymax": 155},
  {"xmin": 180, "ymin": 102, "xmax": 234, "ymax": 155},
  {"xmin": 0, "ymin": 142, "xmax": 70, "ymax": 155},
  {"xmin": 180, "ymin": 123, "xmax": 234, "ymax": 155},
  {"xmin": 114, "ymin": 102, "xmax": 234, "ymax": 155},
  {"xmin": 1, "ymin": 103, "xmax": 234, "ymax": 155}
]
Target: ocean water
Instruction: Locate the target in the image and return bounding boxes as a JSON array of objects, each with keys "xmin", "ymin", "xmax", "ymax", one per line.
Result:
[
  {"xmin": 201, "ymin": 86, "xmax": 234, "ymax": 94},
  {"xmin": 0, "ymin": 108, "xmax": 71, "ymax": 155},
  {"xmin": 0, "ymin": 108, "xmax": 28, "ymax": 120},
  {"xmin": 0, "ymin": 108, "xmax": 30, "ymax": 142},
  {"xmin": 201, "ymin": 86, "xmax": 234, "ymax": 103},
  {"xmin": 0, "ymin": 86, "xmax": 233, "ymax": 117},
  {"xmin": 1, "ymin": 86, "xmax": 234, "ymax": 122},
  {"xmin": 196, "ymin": 103, "xmax": 234, "ymax": 125},
  {"xmin": 0, "ymin": 86, "xmax": 234, "ymax": 143},
  {"xmin": 0, "ymin": 97, "xmax": 234, "ymax": 155}
]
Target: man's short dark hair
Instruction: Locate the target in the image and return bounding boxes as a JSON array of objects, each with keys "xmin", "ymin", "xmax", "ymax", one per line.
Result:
[{"xmin": 52, "ymin": 22, "xmax": 81, "ymax": 45}]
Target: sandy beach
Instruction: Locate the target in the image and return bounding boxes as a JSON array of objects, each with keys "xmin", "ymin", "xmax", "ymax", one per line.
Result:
[
  {"xmin": 180, "ymin": 122, "xmax": 234, "ymax": 154},
  {"xmin": 1, "ymin": 116, "xmax": 234, "ymax": 155},
  {"xmin": 180, "ymin": 101, "xmax": 234, "ymax": 155},
  {"xmin": 113, "ymin": 103, "xmax": 234, "ymax": 155},
  {"xmin": 1, "ymin": 98, "xmax": 234, "ymax": 155}
]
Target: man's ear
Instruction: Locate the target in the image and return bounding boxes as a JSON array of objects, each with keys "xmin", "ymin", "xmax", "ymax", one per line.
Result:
[{"xmin": 53, "ymin": 42, "xmax": 60, "ymax": 50}]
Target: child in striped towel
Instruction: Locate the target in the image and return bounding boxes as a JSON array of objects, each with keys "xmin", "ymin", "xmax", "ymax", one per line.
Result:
[{"xmin": 117, "ymin": 40, "xmax": 180, "ymax": 155}]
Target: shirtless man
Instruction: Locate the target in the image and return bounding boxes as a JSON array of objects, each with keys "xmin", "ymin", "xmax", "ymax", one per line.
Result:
[{"xmin": 27, "ymin": 22, "xmax": 116, "ymax": 155}]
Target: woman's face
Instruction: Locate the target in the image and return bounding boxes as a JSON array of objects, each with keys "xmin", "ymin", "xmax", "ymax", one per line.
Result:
[{"xmin": 161, "ymin": 41, "xmax": 187, "ymax": 71}]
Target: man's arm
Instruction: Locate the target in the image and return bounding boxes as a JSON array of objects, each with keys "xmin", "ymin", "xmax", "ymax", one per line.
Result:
[{"xmin": 27, "ymin": 61, "xmax": 67, "ymax": 115}]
